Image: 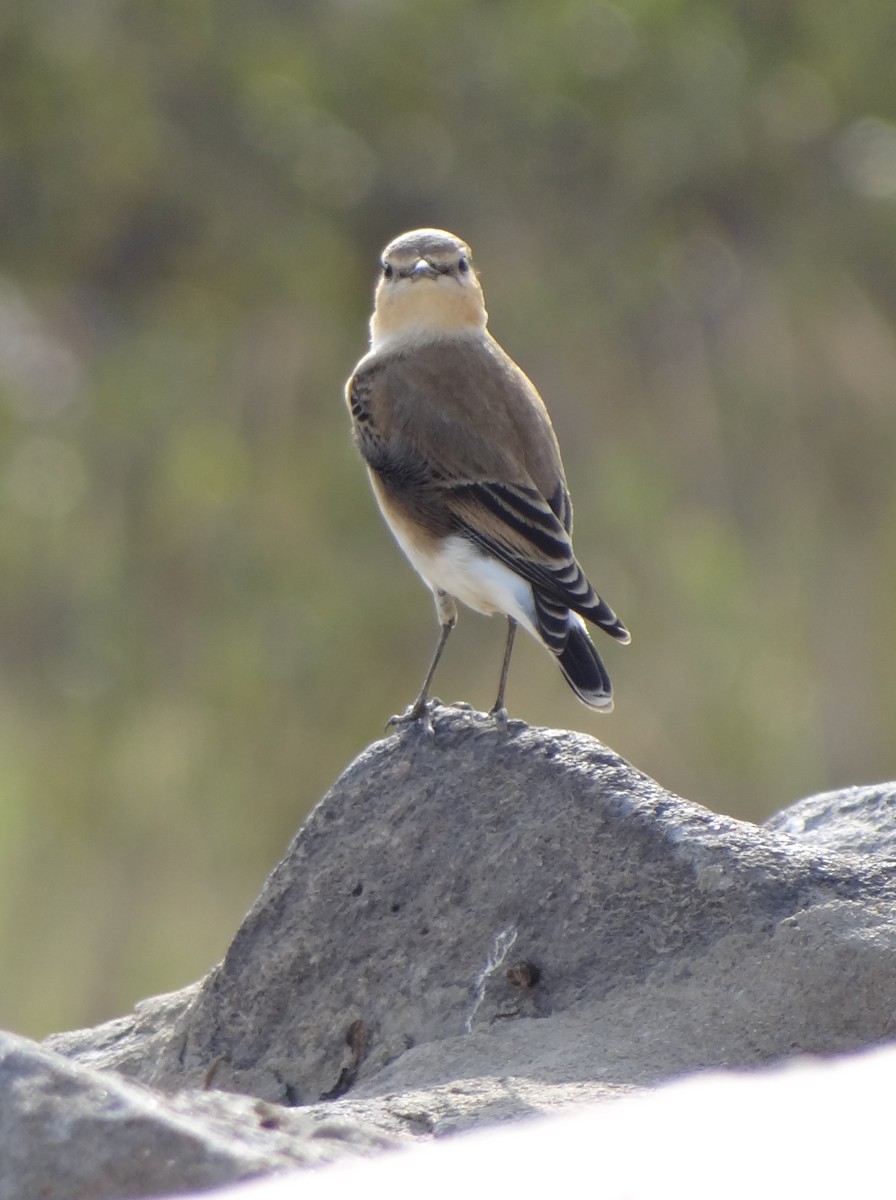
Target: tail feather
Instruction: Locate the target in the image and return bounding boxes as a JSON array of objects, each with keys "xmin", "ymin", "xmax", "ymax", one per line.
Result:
[
  {"xmin": 531, "ymin": 589, "xmax": 625, "ymax": 710},
  {"xmin": 556, "ymin": 617, "xmax": 614, "ymax": 711},
  {"xmin": 545, "ymin": 557, "xmax": 631, "ymax": 644},
  {"xmin": 578, "ymin": 590, "xmax": 631, "ymax": 644}
]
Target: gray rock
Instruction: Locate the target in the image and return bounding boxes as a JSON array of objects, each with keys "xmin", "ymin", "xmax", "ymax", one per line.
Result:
[
  {"xmin": 162, "ymin": 1042, "xmax": 896, "ymax": 1200},
  {"xmin": 0, "ymin": 1031, "xmax": 400, "ymax": 1200},
  {"xmin": 45, "ymin": 984, "xmax": 201, "ymax": 1081},
  {"xmin": 48, "ymin": 707, "xmax": 896, "ymax": 1109},
  {"xmin": 1, "ymin": 1024, "xmax": 626, "ymax": 1200},
  {"xmin": 764, "ymin": 782, "xmax": 896, "ymax": 857}
]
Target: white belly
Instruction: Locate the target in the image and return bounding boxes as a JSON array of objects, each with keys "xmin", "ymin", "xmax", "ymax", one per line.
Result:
[{"xmin": 391, "ymin": 525, "xmax": 538, "ymax": 636}]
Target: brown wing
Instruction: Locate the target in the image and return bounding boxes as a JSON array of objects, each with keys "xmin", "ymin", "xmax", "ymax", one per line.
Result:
[
  {"xmin": 446, "ymin": 480, "xmax": 628, "ymax": 640},
  {"xmin": 346, "ymin": 337, "xmax": 628, "ymax": 641}
]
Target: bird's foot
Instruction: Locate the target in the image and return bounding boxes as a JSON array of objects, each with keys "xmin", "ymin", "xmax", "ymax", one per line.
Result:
[
  {"xmin": 488, "ymin": 704, "xmax": 510, "ymax": 733},
  {"xmin": 385, "ymin": 698, "xmax": 440, "ymax": 735}
]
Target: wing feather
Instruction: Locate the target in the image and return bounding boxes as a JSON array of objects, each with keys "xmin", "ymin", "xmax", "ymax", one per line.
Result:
[
  {"xmin": 347, "ymin": 347, "xmax": 629, "ymax": 645},
  {"xmin": 447, "ymin": 480, "xmax": 629, "ymax": 641}
]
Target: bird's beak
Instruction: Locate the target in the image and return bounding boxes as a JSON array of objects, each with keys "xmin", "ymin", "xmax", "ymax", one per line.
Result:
[{"xmin": 408, "ymin": 258, "xmax": 439, "ymax": 280}]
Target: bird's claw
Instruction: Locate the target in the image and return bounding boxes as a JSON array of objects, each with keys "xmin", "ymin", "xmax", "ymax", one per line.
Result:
[
  {"xmin": 385, "ymin": 699, "xmax": 439, "ymax": 736},
  {"xmin": 489, "ymin": 705, "xmax": 509, "ymax": 733}
]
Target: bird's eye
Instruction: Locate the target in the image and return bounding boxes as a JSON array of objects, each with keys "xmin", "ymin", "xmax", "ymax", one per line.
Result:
[
  {"xmin": 457, "ymin": 257, "xmax": 470, "ymax": 273},
  {"xmin": 382, "ymin": 262, "xmax": 394, "ymax": 280}
]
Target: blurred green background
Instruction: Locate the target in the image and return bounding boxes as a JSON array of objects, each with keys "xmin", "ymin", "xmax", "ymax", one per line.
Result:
[{"xmin": 2, "ymin": 0, "xmax": 895, "ymax": 1038}]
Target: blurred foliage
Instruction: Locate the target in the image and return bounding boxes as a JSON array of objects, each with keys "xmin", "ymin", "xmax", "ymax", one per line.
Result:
[{"xmin": 1, "ymin": 0, "xmax": 895, "ymax": 1037}]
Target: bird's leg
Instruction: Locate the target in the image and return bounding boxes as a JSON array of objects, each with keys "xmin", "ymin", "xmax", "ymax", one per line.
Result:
[
  {"xmin": 489, "ymin": 617, "xmax": 517, "ymax": 731},
  {"xmin": 387, "ymin": 591, "xmax": 457, "ymax": 732}
]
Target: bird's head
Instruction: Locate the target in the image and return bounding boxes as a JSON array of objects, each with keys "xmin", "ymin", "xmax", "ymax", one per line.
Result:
[{"xmin": 369, "ymin": 228, "xmax": 488, "ymax": 350}]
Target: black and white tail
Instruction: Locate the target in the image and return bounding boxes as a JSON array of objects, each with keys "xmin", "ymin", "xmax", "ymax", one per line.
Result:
[
  {"xmin": 557, "ymin": 618, "xmax": 614, "ymax": 710},
  {"xmin": 533, "ymin": 590, "xmax": 627, "ymax": 711}
]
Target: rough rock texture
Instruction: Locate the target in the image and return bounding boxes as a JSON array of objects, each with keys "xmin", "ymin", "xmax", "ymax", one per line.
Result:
[
  {"xmin": 49, "ymin": 707, "xmax": 896, "ymax": 1108},
  {"xmin": 21, "ymin": 707, "xmax": 896, "ymax": 1199},
  {"xmin": 1, "ymin": 1029, "xmax": 629, "ymax": 1200},
  {"xmin": 764, "ymin": 781, "xmax": 896, "ymax": 857},
  {"xmin": 163, "ymin": 1043, "xmax": 896, "ymax": 1200},
  {"xmin": 0, "ymin": 1031, "xmax": 399, "ymax": 1200}
]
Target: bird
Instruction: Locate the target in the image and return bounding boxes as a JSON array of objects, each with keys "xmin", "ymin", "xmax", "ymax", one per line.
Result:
[{"xmin": 345, "ymin": 227, "xmax": 630, "ymax": 730}]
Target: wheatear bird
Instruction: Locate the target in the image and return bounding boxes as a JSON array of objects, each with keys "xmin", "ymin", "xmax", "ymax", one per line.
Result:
[{"xmin": 345, "ymin": 228, "xmax": 630, "ymax": 728}]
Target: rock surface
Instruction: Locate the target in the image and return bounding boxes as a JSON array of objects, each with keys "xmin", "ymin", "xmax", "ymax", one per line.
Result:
[
  {"xmin": 1, "ymin": 1027, "xmax": 629, "ymax": 1200},
  {"xmin": 50, "ymin": 707, "xmax": 896, "ymax": 1102},
  {"xmin": 14, "ymin": 706, "xmax": 896, "ymax": 1199},
  {"xmin": 0, "ymin": 1030, "xmax": 398, "ymax": 1200},
  {"xmin": 164, "ymin": 1043, "xmax": 896, "ymax": 1200},
  {"xmin": 764, "ymin": 781, "xmax": 896, "ymax": 857}
]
